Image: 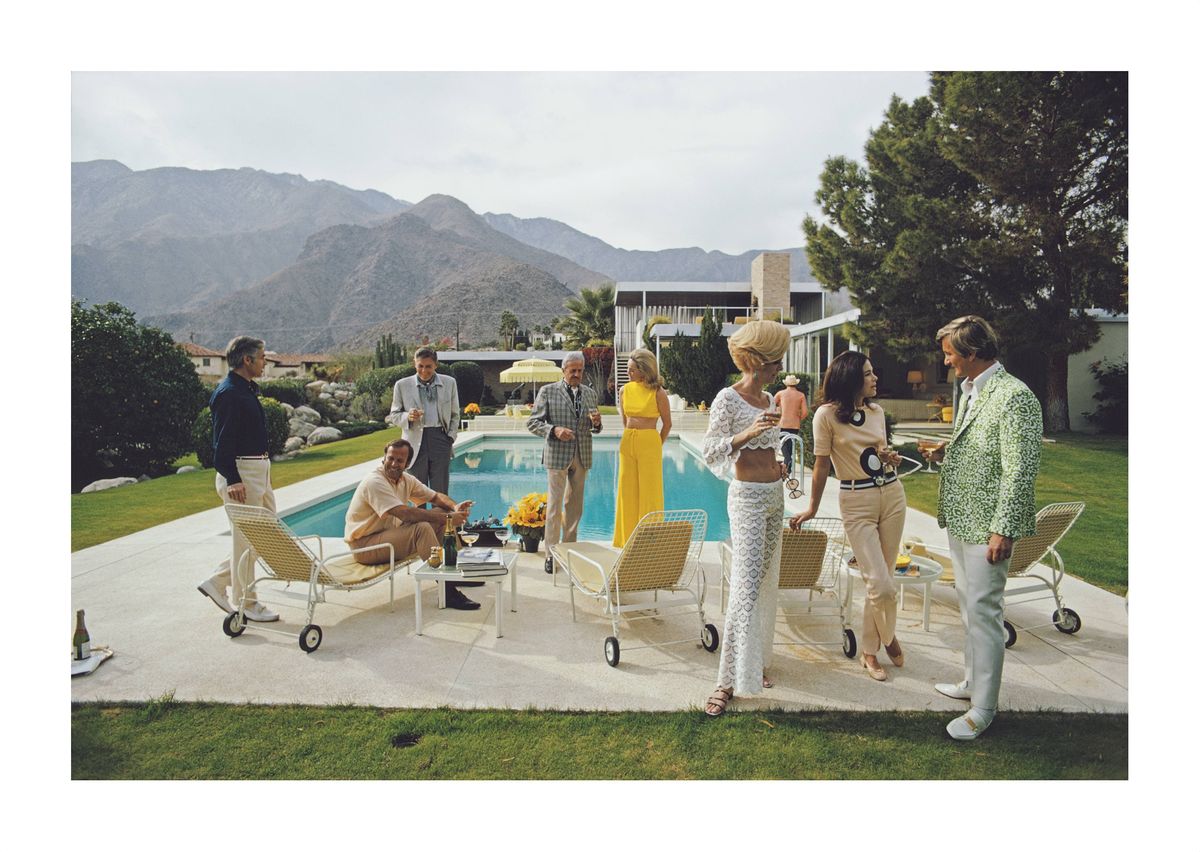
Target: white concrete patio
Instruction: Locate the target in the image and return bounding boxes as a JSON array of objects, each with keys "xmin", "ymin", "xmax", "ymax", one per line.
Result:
[{"xmin": 70, "ymin": 430, "xmax": 1127, "ymax": 715}]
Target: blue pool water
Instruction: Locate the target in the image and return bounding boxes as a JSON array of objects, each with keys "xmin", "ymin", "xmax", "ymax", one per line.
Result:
[{"xmin": 283, "ymin": 436, "xmax": 731, "ymax": 541}]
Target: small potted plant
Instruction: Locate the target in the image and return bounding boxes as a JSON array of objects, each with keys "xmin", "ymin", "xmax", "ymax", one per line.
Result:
[
  {"xmin": 463, "ymin": 402, "xmax": 481, "ymax": 420},
  {"xmin": 504, "ymin": 492, "xmax": 548, "ymax": 553}
]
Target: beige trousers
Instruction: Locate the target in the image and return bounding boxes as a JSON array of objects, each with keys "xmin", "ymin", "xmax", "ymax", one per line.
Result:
[
  {"xmin": 839, "ymin": 480, "xmax": 906, "ymax": 654},
  {"xmin": 351, "ymin": 522, "xmax": 439, "ymax": 566},
  {"xmin": 212, "ymin": 458, "xmax": 274, "ymax": 607},
  {"xmin": 545, "ymin": 455, "xmax": 589, "ymax": 546}
]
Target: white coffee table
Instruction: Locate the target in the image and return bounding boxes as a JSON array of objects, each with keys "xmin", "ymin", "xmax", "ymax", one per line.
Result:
[
  {"xmin": 843, "ymin": 554, "xmax": 943, "ymax": 631},
  {"xmin": 410, "ymin": 550, "xmax": 518, "ymax": 638}
]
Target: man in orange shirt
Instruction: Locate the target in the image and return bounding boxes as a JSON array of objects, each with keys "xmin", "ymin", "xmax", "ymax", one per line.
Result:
[{"xmin": 774, "ymin": 374, "xmax": 809, "ymax": 475}]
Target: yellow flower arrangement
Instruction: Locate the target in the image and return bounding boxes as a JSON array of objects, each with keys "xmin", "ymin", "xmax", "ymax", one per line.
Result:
[
  {"xmin": 464, "ymin": 402, "xmax": 481, "ymax": 415},
  {"xmin": 505, "ymin": 492, "xmax": 548, "ymax": 539}
]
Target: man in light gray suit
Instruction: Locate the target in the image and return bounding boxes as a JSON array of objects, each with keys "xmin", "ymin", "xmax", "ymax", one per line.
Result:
[
  {"xmin": 387, "ymin": 347, "xmax": 461, "ymax": 501},
  {"xmin": 527, "ymin": 352, "xmax": 603, "ymax": 573}
]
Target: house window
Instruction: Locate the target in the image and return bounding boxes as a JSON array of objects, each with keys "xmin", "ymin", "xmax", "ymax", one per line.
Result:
[{"xmin": 202, "ymin": 358, "xmax": 210, "ymax": 366}]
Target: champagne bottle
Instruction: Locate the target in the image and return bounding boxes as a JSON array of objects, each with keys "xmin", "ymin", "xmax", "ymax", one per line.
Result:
[
  {"xmin": 73, "ymin": 609, "xmax": 91, "ymax": 661},
  {"xmin": 442, "ymin": 514, "xmax": 458, "ymax": 567}
]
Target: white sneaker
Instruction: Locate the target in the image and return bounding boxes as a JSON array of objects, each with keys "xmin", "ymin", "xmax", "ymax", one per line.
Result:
[
  {"xmin": 197, "ymin": 578, "xmax": 233, "ymax": 614},
  {"xmin": 946, "ymin": 708, "xmax": 995, "ymax": 741},
  {"xmin": 242, "ymin": 603, "xmax": 280, "ymax": 622},
  {"xmin": 935, "ymin": 680, "xmax": 972, "ymax": 700}
]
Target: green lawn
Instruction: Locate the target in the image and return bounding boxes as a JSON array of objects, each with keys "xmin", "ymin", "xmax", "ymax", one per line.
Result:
[
  {"xmin": 71, "ymin": 430, "xmax": 399, "ymax": 551},
  {"xmin": 896, "ymin": 433, "xmax": 1128, "ymax": 595},
  {"xmin": 72, "ymin": 702, "xmax": 1126, "ymax": 780}
]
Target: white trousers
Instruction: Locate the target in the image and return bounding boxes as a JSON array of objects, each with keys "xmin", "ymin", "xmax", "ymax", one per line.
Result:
[
  {"xmin": 717, "ymin": 479, "xmax": 783, "ymax": 695},
  {"xmin": 211, "ymin": 459, "xmax": 275, "ymax": 607},
  {"xmin": 948, "ymin": 533, "xmax": 1009, "ymax": 713},
  {"xmin": 545, "ymin": 455, "xmax": 589, "ymax": 547}
]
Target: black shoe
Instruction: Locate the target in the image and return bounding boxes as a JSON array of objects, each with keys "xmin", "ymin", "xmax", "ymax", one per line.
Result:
[
  {"xmin": 544, "ymin": 556, "xmax": 554, "ymax": 574},
  {"xmin": 448, "ymin": 580, "xmax": 485, "ymax": 588},
  {"xmin": 445, "ymin": 590, "xmax": 481, "ymax": 610}
]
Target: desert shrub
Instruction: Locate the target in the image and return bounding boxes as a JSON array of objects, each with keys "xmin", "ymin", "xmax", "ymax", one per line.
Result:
[
  {"xmin": 72, "ymin": 300, "xmax": 207, "ymax": 488},
  {"xmin": 348, "ymin": 390, "xmax": 389, "ymax": 421},
  {"xmin": 337, "ymin": 421, "xmax": 389, "ymax": 440},
  {"xmin": 192, "ymin": 409, "xmax": 215, "ymax": 469},
  {"xmin": 355, "ymin": 364, "xmax": 415, "ymax": 403},
  {"xmin": 445, "ymin": 361, "xmax": 484, "ymax": 405},
  {"xmin": 1084, "ymin": 358, "xmax": 1128, "ymax": 434},
  {"xmin": 310, "ymin": 397, "xmax": 341, "ymax": 424},
  {"xmin": 658, "ymin": 309, "xmax": 735, "ymax": 407},
  {"xmin": 258, "ymin": 377, "xmax": 308, "ymax": 407}
]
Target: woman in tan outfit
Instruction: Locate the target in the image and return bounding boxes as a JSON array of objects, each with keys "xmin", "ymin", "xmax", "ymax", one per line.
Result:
[{"xmin": 791, "ymin": 351, "xmax": 906, "ymax": 681}]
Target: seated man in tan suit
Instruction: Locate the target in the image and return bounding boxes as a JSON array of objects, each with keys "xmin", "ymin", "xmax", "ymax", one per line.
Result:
[{"xmin": 344, "ymin": 437, "xmax": 480, "ymax": 610}]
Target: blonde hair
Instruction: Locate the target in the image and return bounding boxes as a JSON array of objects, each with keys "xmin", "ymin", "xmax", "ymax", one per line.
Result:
[
  {"xmin": 937, "ymin": 315, "xmax": 999, "ymax": 360},
  {"xmin": 728, "ymin": 320, "xmax": 790, "ymax": 374},
  {"xmin": 626, "ymin": 348, "xmax": 663, "ymax": 390}
]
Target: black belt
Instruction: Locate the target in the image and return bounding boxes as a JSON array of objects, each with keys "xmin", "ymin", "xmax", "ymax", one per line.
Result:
[{"xmin": 840, "ymin": 473, "xmax": 898, "ymax": 491}]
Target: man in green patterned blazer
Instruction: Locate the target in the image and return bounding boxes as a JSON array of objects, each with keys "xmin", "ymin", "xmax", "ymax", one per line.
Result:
[{"xmin": 922, "ymin": 316, "xmax": 1042, "ymax": 741}]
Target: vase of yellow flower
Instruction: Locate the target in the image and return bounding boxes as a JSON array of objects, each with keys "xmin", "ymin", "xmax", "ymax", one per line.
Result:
[
  {"xmin": 504, "ymin": 492, "xmax": 548, "ymax": 553},
  {"xmin": 463, "ymin": 402, "xmax": 481, "ymax": 420}
]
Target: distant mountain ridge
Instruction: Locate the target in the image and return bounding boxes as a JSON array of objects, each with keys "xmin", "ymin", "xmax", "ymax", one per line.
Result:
[
  {"xmin": 482, "ymin": 212, "xmax": 813, "ymax": 281},
  {"xmin": 72, "ymin": 160, "xmax": 411, "ymax": 314}
]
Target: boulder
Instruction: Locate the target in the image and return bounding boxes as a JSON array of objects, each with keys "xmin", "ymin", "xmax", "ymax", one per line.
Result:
[
  {"xmin": 318, "ymin": 392, "xmax": 333, "ymax": 401},
  {"xmin": 281, "ymin": 402, "xmax": 295, "ymax": 418},
  {"xmin": 289, "ymin": 418, "xmax": 317, "ymax": 439},
  {"xmin": 137, "ymin": 474, "xmax": 152, "ymax": 482},
  {"xmin": 284, "ymin": 436, "xmax": 305, "ymax": 453},
  {"xmin": 176, "ymin": 465, "xmax": 198, "ymax": 474},
  {"xmin": 272, "ymin": 451, "xmax": 300, "ymax": 462},
  {"xmin": 292, "ymin": 405, "xmax": 321, "ymax": 424},
  {"xmin": 333, "ymin": 390, "xmax": 352, "ymax": 401},
  {"xmin": 306, "ymin": 380, "xmax": 328, "ymax": 398},
  {"xmin": 81, "ymin": 477, "xmax": 137, "ymax": 493},
  {"xmin": 306, "ymin": 426, "xmax": 343, "ymax": 446}
]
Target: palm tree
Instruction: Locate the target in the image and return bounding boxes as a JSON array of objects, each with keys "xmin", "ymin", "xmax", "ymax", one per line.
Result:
[
  {"xmin": 558, "ymin": 283, "xmax": 615, "ymax": 348},
  {"xmin": 499, "ymin": 310, "xmax": 520, "ymax": 350}
]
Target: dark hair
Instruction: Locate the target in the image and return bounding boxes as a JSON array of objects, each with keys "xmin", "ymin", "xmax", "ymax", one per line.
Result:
[
  {"xmin": 414, "ymin": 347, "xmax": 438, "ymax": 362},
  {"xmin": 818, "ymin": 351, "xmax": 876, "ymax": 424},
  {"xmin": 384, "ymin": 437, "xmax": 414, "ymax": 462}
]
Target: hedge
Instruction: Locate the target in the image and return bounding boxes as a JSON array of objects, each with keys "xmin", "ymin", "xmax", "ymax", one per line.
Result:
[{"xmin": 192, "ymin": 397, "xmax": 289, "ymax": 468}]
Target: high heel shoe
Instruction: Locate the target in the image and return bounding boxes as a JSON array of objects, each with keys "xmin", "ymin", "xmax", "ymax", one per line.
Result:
[
  {"xmin": 861, "ymin": 654, "xmax": 887, "ymax": 681},
  {"xmin": 884, "ymin": 639, "xmax": 904, "ymax": 667}
]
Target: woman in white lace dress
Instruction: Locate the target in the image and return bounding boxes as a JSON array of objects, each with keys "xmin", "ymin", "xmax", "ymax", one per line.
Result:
[{"xmin": 701, "ymin": 320, "xmax": 791, "ymax": 717}]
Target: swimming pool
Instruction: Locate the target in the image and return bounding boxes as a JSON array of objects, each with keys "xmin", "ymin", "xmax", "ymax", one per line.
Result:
[{"xmin": 283, "ymin": 435, "xmax": 732, "ymax": 541}]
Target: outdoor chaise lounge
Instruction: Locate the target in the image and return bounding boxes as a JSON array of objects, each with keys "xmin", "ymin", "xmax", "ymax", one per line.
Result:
[
  {"xmin": 222, "ymin": 504, "xmax": 411, "ymax": 653},
  {"xmin": 551, "ymin": 509, "xmax": 718, "ymax": 667},
  {"xmin": 1000, "ymin": 501, "xmax": 1086, "ymax": 647},
  {"xmin": 719, "ymin": 518, "xmax": 858, "ymax": 659}
]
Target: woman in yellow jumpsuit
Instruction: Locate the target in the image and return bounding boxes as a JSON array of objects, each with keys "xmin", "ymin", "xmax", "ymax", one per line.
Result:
[{"xmin": 612, "ymin": 348, "xmax": 672, "ymax": 546}]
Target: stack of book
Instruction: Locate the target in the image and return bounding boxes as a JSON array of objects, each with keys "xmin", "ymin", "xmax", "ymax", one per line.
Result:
[{"xmin": 457, "ymin": 548, "xmax": 508, "ymax": 577}]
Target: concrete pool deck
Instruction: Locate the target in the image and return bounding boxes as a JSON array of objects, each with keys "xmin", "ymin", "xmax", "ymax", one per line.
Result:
[{"xmin": 70, "ymin": 429, "xmax": 1127, "ymax": 715}]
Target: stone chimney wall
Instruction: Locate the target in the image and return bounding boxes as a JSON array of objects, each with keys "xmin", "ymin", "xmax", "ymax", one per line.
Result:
[{"xmin": 751, "ymin": 252, "xmax": 791, "ymax": 320}]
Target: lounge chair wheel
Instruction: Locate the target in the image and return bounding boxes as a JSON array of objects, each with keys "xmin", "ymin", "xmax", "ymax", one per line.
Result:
[
  {"xmin": 842, "ymin": 628, "xmax": 857, "ymax": 658},
  {"xmin": 1003, "ymin": 620, "xmax": 1017, "ymax": 648},
  {"xmin": 222, "ymin": 611, "xmax": 246, "ymax": 638},
  {"xmin": 604, "ymin": 636, "xmax": 620, "ymax": 667},
  {"xmin": 299, "ymin": 624, "xmax": 323, "ymax": 653},
  {"xmin": 701, "ymin": 623, "xmax": 720, "ymax": 652},
  {"xmin": 1052, "ymin": 607, "xmax": 1082, "ymax": 634}
]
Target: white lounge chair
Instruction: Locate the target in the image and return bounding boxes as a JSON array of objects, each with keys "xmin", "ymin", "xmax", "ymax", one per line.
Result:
[
  {"xmin": 552, "ymin": 509, "xmax": 717, "ymax": 666},
  {"xmin": 720, "ymin": 517, "xmax": 857, "ymax": 658},
  {"xmin": 222, "ymin": 504, "xmax": 412, "ymax": 652},
  {"xmin": 1001, "ymin": 501, "xmax": 1086, "ymax": 647}
]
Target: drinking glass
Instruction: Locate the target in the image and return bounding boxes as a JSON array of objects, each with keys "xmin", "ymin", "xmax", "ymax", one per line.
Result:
[
  {"xmin": 460, "ymin": 529, "xmax": 479, "ymax": 548},
  {"xmin": 494, "ymin": 526, "xmax": 512, "ymax": 552}
]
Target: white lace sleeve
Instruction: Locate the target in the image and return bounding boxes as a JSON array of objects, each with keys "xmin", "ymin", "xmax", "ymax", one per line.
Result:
[{"xmin": 703, "ymin": 390, "xmax": 740, "ymax": 478}]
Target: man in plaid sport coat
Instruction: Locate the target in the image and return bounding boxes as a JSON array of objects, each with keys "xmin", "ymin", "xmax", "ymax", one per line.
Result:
[{"xmin": 526, "ymin": 352, "xmax": 603, "ymax": 573}]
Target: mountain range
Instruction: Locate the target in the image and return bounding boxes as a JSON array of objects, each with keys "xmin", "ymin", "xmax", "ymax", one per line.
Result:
[{"xmin": 72, "ymin": 160, "xmax": 816, "ymax": 351}]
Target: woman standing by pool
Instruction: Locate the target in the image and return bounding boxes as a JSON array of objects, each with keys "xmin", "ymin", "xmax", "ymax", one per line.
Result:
[
  {"xmin": 612, "ymin": 348, "xmax": 672, "ymax": 547},
  {"xmin": 790, "ymin": 351, "xmax": 906, "ymax": 682},
  {"xmin": 702, "ymin": 320, "xmax": 790, "ymax": 717}
]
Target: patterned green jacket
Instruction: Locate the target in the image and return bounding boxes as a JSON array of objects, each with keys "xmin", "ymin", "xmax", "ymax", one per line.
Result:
[{"xmin": 937, "ymin": 366, "xmax": 1042, "ymax": 544}]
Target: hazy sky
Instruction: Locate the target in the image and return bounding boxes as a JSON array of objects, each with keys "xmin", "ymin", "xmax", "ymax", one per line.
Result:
[{"xmin": 72, "ymin": 71, "xmax": 930, "ymax": 253}]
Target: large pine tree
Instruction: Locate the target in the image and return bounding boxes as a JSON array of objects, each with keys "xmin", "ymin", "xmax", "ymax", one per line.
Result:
[{"xmin": 803, "ymin": 72, "xmax": 1127, "ymax": 431}]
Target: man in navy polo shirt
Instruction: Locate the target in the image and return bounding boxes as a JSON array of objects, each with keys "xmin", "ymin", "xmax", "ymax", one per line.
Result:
[{"xmin": 197, "ymin": 335, "xmax": 280, "ymax": 623}]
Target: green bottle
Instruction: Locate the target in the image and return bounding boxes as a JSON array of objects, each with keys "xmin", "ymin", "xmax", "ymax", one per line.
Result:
[
  {"xmin": 73, "ymin": 609, "xmax": 91, "ymax": 661},
  {"xmin": 442, "ymin": 515, "xmax": 458, "ymax": 567}
]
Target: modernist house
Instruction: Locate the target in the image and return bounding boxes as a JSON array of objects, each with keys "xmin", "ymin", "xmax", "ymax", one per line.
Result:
[{"xmin": 621, "ymin": 252, "xmax": 1127, "ymax": 430}]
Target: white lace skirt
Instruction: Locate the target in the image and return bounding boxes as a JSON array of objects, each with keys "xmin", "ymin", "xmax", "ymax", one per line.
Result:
[{"xmin": 717, "ymin": 479, "xmax": 783, "ymax": 694}]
